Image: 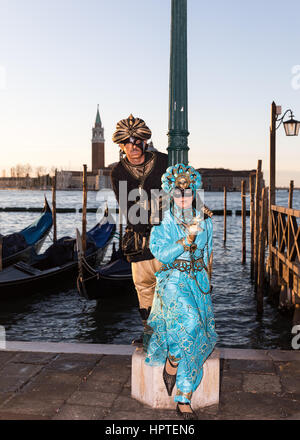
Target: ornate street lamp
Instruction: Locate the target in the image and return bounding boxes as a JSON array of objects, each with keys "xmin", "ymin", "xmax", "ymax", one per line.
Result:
[
  {"xmin": 280, "ymin": 111, "xmax": 300, "ymax": 136},
  {"xmin": 269, "ymin": 102, "xmax": 299, "ymax": 208},
  {"xmin": 268, "ymin": 102, "xmax": 299, "ymax": 288},
  {"xmin": 275, "ymin": 107, "xmax": 300, "ymax": 136}
]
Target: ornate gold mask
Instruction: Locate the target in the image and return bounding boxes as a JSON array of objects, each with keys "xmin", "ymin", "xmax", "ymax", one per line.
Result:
[{"xmin": 175, "ymin": 174, "xmax": 191, "ymax": 189}]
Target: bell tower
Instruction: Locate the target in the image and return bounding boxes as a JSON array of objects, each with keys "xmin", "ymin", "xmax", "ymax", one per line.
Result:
[{"xmin": 92, "ymin": 105, "xmax": 105, "ymax": 171}]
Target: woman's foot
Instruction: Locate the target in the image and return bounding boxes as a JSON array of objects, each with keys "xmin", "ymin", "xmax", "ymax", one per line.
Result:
[
  {"xmin": 176, "ymin": 402, "xmax": 198, "ymax": 420},
  {"xmin": 163, "ymin": 358, "xmax": 178, "ymax": 396}
]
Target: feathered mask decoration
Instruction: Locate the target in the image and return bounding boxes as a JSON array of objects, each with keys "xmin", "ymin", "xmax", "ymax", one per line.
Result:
[{"xmin": 161, "ymin": 163, "xmax": 202, "ymax": 194}]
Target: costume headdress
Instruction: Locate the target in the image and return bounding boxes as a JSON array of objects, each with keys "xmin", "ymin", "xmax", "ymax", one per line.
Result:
[
  {"xmin": 112, "ymin": 114, "xmax": 152, "ymax": 144},
  {"xmin": 161, "ymin": 163, "xmax": 202, "ymax": 194}
]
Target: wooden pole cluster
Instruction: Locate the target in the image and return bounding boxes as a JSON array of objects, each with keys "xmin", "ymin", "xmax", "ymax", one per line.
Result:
[
  {"xmin": 82, "ymin": 164, "xmax": 87, "ymax": 253},
  {"xmin": 241, "ymin": 180, "xmax": 246, "ymax": 264},
  {"xmin": 223, "ymin": 186, "xmax": 227, "ymax": 245}
]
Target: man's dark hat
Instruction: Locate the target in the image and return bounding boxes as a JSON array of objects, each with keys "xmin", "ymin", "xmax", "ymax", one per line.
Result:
[{"xmin": 112, "ymin": 114, "xmax": 152, "ymax": 144}]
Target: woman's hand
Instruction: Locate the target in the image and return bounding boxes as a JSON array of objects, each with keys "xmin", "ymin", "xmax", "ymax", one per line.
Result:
[{"xmin": 187, "ymin": 234, "xmax": 196, "ymax": 244}]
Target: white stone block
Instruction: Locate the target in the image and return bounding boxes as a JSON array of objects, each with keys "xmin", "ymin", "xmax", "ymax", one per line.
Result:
[{"xmin": 131, "ymin": 348, "xmax": 220, "ymax": 409}]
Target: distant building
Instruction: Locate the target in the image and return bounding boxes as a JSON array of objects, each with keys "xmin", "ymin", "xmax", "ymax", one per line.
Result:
[
  {"xmin": 197, "ymin": 168, "xmax": 261, "ymax": 191},
  {"xmin": 56, "ymin": 106, "xmax": 113, "ymax": 190},
  {"xmin": 92, "ymin": 104, "xmax": 105, "ymax": 171}
]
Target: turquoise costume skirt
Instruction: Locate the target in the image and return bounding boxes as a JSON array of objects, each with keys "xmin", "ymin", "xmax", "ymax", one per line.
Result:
[{"xmin": 145, "ymin": 267, "xmax": 218, "ymax": 403}]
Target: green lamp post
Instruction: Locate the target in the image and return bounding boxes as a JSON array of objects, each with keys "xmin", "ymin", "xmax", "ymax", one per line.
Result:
[{"xmin": 167, "ymin": 0, "xmax": 189, "ymax": 166}]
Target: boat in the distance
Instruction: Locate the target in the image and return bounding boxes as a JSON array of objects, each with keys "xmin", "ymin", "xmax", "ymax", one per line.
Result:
[
  {"xmin": 0, "ymin": 210, "xmax": 116, "ymax": 301},
  {"xmin": 1, "ymin": 196, "xmax": 53, "ymax": 268},
  {"xmin": 76, "ymin": 230, "xmax": 134, "ymax": 301}
]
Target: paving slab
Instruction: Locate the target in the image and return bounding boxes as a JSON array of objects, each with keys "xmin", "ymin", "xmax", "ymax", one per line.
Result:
[
  {"xmin": 78, "ymin": 379, "xmax": 124, "ymax": 394},
  {"xmin": 0, "ymin": 412, "xmax": 49, "ymax": 420},
  {"xmin": 0, "ymin": 352, "xmax": 17, "ymax": 366},
  {"xmin": 66, "ymin": 390, "xmax": 118, "ymax": 408},
  {"xmin": 226, "ymin": 359, "xmax": 276, "ymax": 374},
  {"xmin": 220, "ymin": 372, "xmax": 243, "ymax": 392},
  {"xmin": 267, "ymin": 350, "xmax": 300, "ymax": 362},
  {"xmin": 219, "ymin": 348, "xmax": 270, "ymax": 360},
  {"xmin": 0, "ymin": 375, "xmax": 32, "ymax": 393},
  {"xmin": 10, "ymin": 352, "xmax": 57, "ymax": 365},
  {"xmin": 52, "ymin": 404, "xmax": 109, "ymax": 420},
  {"xmin": 280, "ymin": 375, "xmax": 300, "ymax": 394},
  {"xmin": 0, "ymin": 394, "xmax": 64, "ymax": 417},
  {"xmin": 20, "ymin": 381, "xmax": 78, "ymax": 401},
  {"xmin": 31, "ymin": 371, "xmax": 83, "ymax": 386},
  {"xmin": 275, "ymin": 361, "xmax": 300, "ymax": 376},
  {"xmin": 219, "ymin": 391, "xmax": 300, "ymax": 419},
  {"xmin": 44, "ymin": 359, "xmax": 97, "ymax": 376},
  {"xmin": 242, "ymin": 373, "xmax": 282, "ymax": 393},
  {"xmin": 87, "ymin": 368, "xmax": 130, "ymax": 384},
  {"xmin": 112, "ymin": 395, "xmax": 146, "ymax": 412},
  {"xmin": 0, "ymin": 362, "xmax": 43, "ymax": 378},
  {"xmin": 103, "ymin": 409, "xmax": 179, "ymax": 421},
  {"xmin": 0, "ymin": 393, "xmax": 13, "ymax": 406}
]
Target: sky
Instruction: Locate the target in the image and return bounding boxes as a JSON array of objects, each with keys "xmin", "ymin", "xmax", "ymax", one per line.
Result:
[{"xmin": 0, "ymin": 0, "xmax": 300, "ymax": 186}]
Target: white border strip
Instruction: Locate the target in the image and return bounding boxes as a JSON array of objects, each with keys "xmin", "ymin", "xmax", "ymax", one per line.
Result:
[
  {"xmin": 1, "ymin": 341, "xmax": 135, "ymax": 356},
  {"xmin": 0, "ymin": 342, "xmax": 299, "ymax": 361}
]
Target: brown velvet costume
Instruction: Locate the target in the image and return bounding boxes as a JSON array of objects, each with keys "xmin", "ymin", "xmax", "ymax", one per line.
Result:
[{"xmin": 110, "ymin": 150, "xmax": 168, "ymax": 311}]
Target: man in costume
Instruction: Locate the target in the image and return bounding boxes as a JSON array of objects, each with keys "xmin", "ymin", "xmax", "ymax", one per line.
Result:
[
  {"xmin": 111, "ymin": 114, "xmax": 168, "ymax": 345},
  {"xmin": 145, "ymin": 164, "xmax": 218, "ymax": 420}
]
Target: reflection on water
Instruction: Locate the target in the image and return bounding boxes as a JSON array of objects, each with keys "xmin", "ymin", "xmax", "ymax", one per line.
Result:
[{"xmin": 0, "ymin": 189, "xmax": 298, "ymax": 349}]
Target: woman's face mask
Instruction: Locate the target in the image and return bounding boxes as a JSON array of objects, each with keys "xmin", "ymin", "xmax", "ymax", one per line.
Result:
[{"xmin": 173, "ymin": 188, "xmax": 194, "ymax": 209}]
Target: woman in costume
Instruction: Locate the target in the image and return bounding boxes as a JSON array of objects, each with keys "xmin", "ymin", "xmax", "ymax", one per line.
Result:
[{"xmin": 145, "ymin": 164, "xmax": 218, "ymax": 420}]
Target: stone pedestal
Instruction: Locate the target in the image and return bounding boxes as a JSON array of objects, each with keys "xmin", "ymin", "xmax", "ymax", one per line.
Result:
[{"xmin": 131, "ymin": 348, "xmax": 220, "ymax": 409}]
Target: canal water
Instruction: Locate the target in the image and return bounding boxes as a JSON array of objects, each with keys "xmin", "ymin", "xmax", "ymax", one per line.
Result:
[{"xmin": 0, "ymin": 188, "xmax": 299, "ymax": 349}]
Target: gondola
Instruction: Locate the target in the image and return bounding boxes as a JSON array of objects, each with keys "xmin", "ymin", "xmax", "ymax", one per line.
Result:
[
  {"xmin": 0, "ymin": 211, "xmax": 116, "ymax": 300},
  {"xmin": 1, "ymin": 196, "xmax": 53, "ymax": 268},
  {"xmin": 76, "ymin": 230, "xmax": 134, "ymax": 301}
]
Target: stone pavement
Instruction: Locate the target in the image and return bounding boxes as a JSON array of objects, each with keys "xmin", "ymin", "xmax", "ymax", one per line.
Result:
[{"xmin": 0, "ymin": 346, "xmax": 299, "ymax": 420}]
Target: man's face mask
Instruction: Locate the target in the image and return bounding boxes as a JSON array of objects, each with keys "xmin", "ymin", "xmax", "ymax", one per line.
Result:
[{"xmin": 125, "ymin": 137, "xmax": 145, "ymax": 152}]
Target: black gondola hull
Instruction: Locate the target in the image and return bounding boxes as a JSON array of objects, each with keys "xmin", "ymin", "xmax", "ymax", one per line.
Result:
[
  {"xmin": 0, "ymin": 253, "xmax": 97, "ymax": 301},
  {"xmin": 77, "ymin": 272, "xmax": 135, "ymax": 301}
]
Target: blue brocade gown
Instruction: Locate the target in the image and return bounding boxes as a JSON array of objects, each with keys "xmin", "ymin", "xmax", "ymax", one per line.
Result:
[{"xmin": 145, "ymin": 208, "xmax": 218, "ymax": 404}]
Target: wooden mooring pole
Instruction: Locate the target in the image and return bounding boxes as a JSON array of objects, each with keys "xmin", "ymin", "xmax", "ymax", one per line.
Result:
[
  {"xmin": 82, "ymin": 164, "xmax": 87, "ymax": 253},
  {"xmin": 288, "ymin": 180, "xmax": 294, "ymax": 209},
  {"xmin": 250, "ymin": 173, "xmax": 255, "ymax": 279},
  {"xmin": 52, "ymin": 169, "xmax": 57, "ymax": 243},
  {"xmin": 257, "ymin": 187, "xmax": 268, "ymax": 313},
  {"xmin": 241, "ymin": 180, "xmax": 246, "ymax": 264},
  {"xmin": 223, "ymin": 186, "xmax": 227, "ymax": 245},
  {"xmin": 119, "ymin": 208, "xmax": 123, "ymax": 251},
  {"xmin": 0, "ymin": 235, "xmax": 2, "ymax": 272},
  {"xmin": 254, "ymin": 160, "xmax": 262, "ymax": 287}
]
